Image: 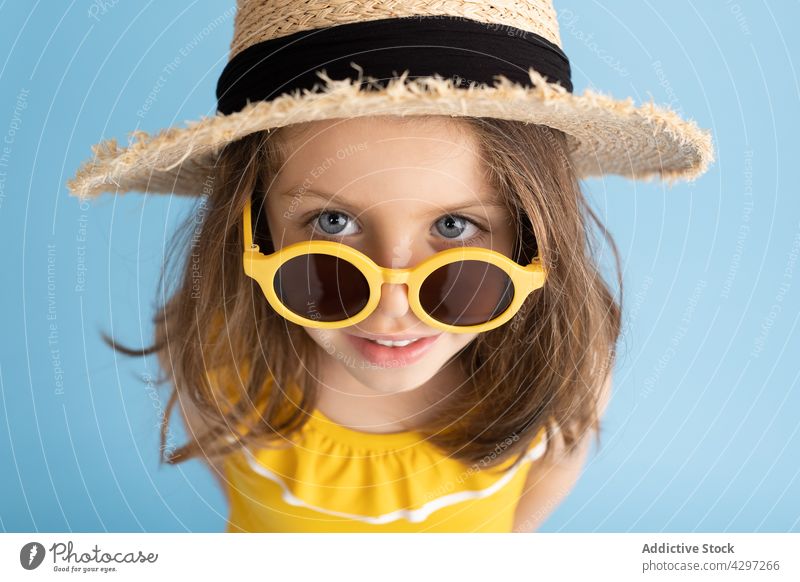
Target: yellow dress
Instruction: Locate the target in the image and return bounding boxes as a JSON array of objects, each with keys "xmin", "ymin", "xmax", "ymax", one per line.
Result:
[{"xmin": 223, "ymin": 401, "xmax": 548, "ymax": 532}]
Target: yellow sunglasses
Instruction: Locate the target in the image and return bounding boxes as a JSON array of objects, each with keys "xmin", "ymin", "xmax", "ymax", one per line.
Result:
[{"xmin": 242, "ymin": 197, "xmax": 547, "ymax": 334}]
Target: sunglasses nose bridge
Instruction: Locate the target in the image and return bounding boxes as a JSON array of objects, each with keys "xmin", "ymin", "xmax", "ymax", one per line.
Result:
[{"xmin": 380, "ymin": 267, "xmax": 412, "ymax": 285}]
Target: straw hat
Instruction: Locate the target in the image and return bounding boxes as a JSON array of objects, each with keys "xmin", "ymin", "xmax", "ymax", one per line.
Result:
[{"xmin": 66, "ymin": 0, "xmax": 714, "ymax": 199}]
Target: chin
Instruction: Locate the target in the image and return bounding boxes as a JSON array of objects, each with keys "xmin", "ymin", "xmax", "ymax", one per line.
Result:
[{"xmin": 338, "ymin": 364, "xmax": 433, "ymax": 395}]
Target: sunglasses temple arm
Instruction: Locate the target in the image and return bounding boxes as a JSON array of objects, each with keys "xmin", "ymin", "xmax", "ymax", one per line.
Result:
[
  {"xmin": 525, "ymin": 261, "xmax": 548, "ymax": 288},
  {"xmin": 243, "ymin": 196, "xmax": 256, "ymax": 251}
]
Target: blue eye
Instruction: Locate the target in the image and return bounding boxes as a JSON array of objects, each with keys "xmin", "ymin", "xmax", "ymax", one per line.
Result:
[
  {"xmin": 434, "ymin": 215, "xmax": 481, "ymax": 240},
  {"xmin": 310, "ymin": 210, "xmax": 358, "ymax": 236}
]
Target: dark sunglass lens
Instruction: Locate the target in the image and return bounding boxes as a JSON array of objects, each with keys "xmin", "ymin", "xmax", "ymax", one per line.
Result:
[
  {"xmin": 273, "ymin": 254, "xmax": 370, "ymax": 322},
  {"xmin": 419, "ymin": 261, "xmax": 514, "ymax": 326}
]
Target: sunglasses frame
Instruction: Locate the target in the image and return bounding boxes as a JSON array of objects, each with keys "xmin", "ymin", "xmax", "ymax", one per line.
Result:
[{"xmin": 242, "ymin": 196, "xmax": 547, "ymax": 333}]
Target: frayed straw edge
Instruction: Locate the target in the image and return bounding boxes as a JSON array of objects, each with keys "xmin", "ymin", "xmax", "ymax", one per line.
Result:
[{"xmin": 66, "ymin": 66, "xmax": 715, "ymax": 198}]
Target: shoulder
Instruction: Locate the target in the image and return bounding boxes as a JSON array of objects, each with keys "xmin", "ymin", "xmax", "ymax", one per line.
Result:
[
  {"xmin": 596, "ymin": 367, "xmax": 613, "ymax": 420},
  {"xmin": 512, "ymin": 371, "xmax": 613, "ymax": 531},
  {"xmin": 545, "ymin": 368, "xmax": 612, "ymax": 462},
  {"xmin": 178, "ymin": 392, "xmax": 231, "ymax": 501},
  {"xmin": 522, "ymin": 368, "xmax": 613, "ymax": 481}
]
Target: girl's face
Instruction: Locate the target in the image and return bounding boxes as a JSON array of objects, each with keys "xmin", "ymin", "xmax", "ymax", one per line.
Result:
[{"xmin": 264, "ymin": 116, "xmax": 515, "ymax": 396}]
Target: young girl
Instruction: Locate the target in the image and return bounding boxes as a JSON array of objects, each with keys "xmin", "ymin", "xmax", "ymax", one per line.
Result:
[{"xmin": 67, "ymin": 0, "xmax": 713, "ymax": 532}]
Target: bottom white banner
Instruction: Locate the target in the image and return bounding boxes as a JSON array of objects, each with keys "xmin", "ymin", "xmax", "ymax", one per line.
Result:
[{"xmin": 1, "ymin": 533, "xmax": 798, "ymax": 581}]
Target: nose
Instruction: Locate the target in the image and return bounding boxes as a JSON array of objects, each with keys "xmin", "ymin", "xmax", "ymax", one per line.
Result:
[
  {"xmin": 364, "ymin": 234, "xmax": 417, "ymax": 320},
  {"xmin": 375, "ymin": 282, "xmax": 411, "ymax": 319}
]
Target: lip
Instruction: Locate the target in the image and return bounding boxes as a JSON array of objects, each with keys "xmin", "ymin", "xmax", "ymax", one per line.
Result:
[{"xmin": 344, "ymin": 333, "xmax": 441, "ymax": 367}]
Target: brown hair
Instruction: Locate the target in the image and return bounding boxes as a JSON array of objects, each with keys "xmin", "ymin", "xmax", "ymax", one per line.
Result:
[{"xmin": 105, "ymin": 116, "xmax": 622, "ymax": 473}]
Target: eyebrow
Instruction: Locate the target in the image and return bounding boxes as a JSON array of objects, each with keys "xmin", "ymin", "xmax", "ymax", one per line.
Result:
[{"xmin": 278, "ymin": 187, "xmax": 508, "ymax": 212}]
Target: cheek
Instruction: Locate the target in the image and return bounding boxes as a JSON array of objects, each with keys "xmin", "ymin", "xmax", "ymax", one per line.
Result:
[
  {"xmin": 448, "ymin": 332, "xmax": 479, "ymax": 355},
  {"xmin": 302, "ymin": 327, "xmax": 342, "ymax": 356}
]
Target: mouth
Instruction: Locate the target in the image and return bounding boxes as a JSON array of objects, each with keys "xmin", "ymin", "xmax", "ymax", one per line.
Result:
[
  {"xmin": 358, "ymin": 335, "xmax": 430, "ymax": 346},
  {"xmin": 343, "ymin": 333, "xmax": 441, "ymax": 367}
]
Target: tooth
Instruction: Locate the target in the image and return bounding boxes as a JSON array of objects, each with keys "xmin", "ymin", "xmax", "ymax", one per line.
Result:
[{"xmin": 371, "ymin": 338, "xmax": 419, "ymax": 347}]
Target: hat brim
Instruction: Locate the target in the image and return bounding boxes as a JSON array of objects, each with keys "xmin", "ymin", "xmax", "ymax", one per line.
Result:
[{"xmin": 67, "ymin": 69, "xmax": 714, "ymax": 199}]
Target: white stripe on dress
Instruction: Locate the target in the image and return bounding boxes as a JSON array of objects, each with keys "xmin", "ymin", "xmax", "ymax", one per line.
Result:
[{"xmin": 237, "ymin": 437, "xmax": 548, "ymax": 524}]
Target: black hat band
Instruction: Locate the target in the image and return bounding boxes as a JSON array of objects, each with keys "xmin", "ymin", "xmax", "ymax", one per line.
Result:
[{"xmin": 216, "ymin": 15, "xmax": 573, "ymax": 115}]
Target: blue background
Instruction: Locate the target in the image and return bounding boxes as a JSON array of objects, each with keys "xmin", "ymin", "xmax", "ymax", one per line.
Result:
[{"xmin": 1, "ymin": 1, "xmax": 798, "ymax": 532}]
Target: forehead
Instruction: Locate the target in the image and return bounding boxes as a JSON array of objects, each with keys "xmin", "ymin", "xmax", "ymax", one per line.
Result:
[{"xmin": 269, "ymin": 116, "xmax": 505, "ymax": 211}]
